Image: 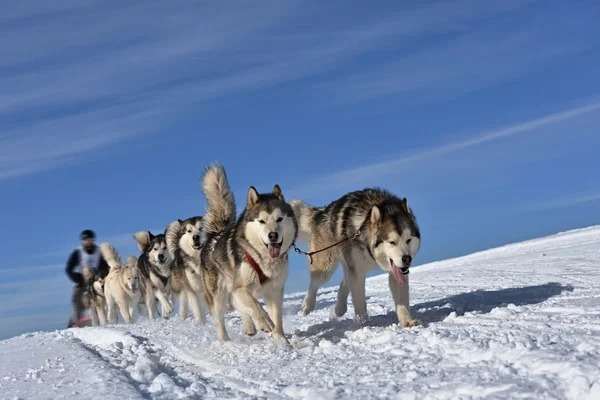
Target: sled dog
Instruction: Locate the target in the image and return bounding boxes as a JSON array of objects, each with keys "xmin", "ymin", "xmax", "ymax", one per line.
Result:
[
  {"xmin": 290, "ymin": 188, "xmax": 421, "ymax": 327},
  {"xmin": 199, "ymin": 163, "xmax": 298, "ymax": 345},
  {"xmin": 133, "ymin": 230, "xmax": 174, "ymax": 320},
  {"xmin": 81, "ymin": 265, "xmax": 108, "ymax": 327},
  {"xmin": 101, "ymin": 243, "xmax": 141, "ymax": 324},
  {"xmin": 165, "ymin": 215, "xmax": 208, "ymax": 325}
]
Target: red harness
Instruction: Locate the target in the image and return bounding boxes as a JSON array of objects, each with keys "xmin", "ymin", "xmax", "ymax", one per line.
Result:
[{"xmin": 244, "ymin": 251, "xmax": 270, "ymax": 285}]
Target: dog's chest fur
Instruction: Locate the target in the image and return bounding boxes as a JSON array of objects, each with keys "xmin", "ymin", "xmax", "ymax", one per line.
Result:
[{"xmin": 139, "ymin": 257, "xmax": 170, "ymax": 289}]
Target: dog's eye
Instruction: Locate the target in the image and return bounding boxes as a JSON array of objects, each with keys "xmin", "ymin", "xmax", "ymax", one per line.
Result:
[
  {"xmin": 375, "ymin": 240, "xmax": 382, "ymax": 247},
  {"xmin": 187, "ymin": 229, "xmax": 192, "ymax": 233},
  {"xmin": 259, "ymin": 220, "xmax": 265, "ymax": 224},
  {"xmin": 276, "ymin": 217, "xmax": 283, "ymax": 222},
  {"xmin": 406, "ymin": 239, "xmax": 412, "ymax": 244},
  {"xmin": 389, "ymin": 241, "xmax": 396, "ymax": 246}
]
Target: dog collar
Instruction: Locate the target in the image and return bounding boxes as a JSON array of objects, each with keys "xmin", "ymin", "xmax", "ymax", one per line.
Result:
[{"xmin": 244, "ymin": 251, "xmax": 270, "ymax": 285}]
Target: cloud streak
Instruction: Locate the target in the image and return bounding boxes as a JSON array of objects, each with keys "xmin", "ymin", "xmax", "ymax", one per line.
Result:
[
  {"xmin": 3, "ymin": 1, "xmax": 567, "ymax": 181},
  {"xmin": 519, "ymin": 194, "xmax": 600, "ymax": 213},
  {"xmin": 287, "ymin": 101, "xmax": 600, "ymax": 200}
]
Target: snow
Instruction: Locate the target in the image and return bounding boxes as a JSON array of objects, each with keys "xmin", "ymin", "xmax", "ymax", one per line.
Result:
[{"xmin": 2, "ymin": 225, "xmax": 600, "ymax": 399}]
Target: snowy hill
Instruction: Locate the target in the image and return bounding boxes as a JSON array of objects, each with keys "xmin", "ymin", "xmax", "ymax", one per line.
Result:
[{"xmin": 2, "ymin": 226, "xmax": 600, "ymax": 399}]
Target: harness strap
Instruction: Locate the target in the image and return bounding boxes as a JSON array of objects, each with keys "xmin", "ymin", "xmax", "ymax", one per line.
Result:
[{"xmin": 244, "ymin": 251, "xmax": 270, "ymax": 285}]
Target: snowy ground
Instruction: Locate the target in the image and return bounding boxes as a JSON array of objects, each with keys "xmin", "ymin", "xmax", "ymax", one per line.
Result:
[{"xmin": 2, "ymin": 226, "xmax": 600, "ymax": 400}]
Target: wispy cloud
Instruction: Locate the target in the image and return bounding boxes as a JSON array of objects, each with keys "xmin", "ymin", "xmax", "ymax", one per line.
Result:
[
  {"xmin": 321, "ymin": 2, "xmax": 599, "ymax": 105},
  {"xmin": 286, "ymin": 101, "xmax": 600, "ymax": 200},
  {"xmin": 519, "ymin": 194, "xmax": 600, "ymax": 213},
  {"xmin": 3, "ymin": 1, "xmax": 568, "ymax": 181}
]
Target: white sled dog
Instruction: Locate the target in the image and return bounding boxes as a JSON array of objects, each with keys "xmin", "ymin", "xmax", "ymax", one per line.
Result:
[
  {"xmin": 101, "ymin": 242, "xmax": 141, "ymax": 324},
  {"xmin": 81, "ymin": 265, "xmax": 108, "ymax": 327},
  {"xmin": 198, "ymin": 163, "xmax": 298, "ymax": 345},
  {"xmin": 291, "ymin": 188, "xmax": 421, "ymax": 328}
]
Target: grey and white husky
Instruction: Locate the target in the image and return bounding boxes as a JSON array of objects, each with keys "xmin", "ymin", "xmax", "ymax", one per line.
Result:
[
  {"xmin": 81, "ymin": 265, "xmax": 107, "ymax": 327},
  {"xmin": 198, "ymin": 163, "xmax": 298, "ymax": 345},
  {"xmin": 291, "ymin": 188, "xmax": 421, "ymax": 328},
  {"xmin": 165, "ymin": 215, "xmax": 208, "ymax": 325},
  {"xmin": 132, "ymin": 230, "xmax": 174, "ymax": 320}
]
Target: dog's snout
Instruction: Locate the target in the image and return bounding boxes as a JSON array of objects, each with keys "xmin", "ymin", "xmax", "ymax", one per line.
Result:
[
  {"xmin": 268, "ymin": 232, "xmax": 279, "ymax": 242},
  {"xmin": 158, "ymin": 254, "xmax": 165, "ymax": 262},
  {"xmin": 402, "ymin": 255, "xmax": 412, "ymax": 266},
  {"xmin": 193, "ymin": 235, "xmax": 200, "ymax": 243}
]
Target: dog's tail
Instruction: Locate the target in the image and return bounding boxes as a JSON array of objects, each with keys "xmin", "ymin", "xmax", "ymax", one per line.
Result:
[
  {"xmin": 202, "ymin": 162, "xmax": 236, "ymax": 235},
  {"xmin": 165, "ymin": 219, "xmax": 181, "ymax": 258},
  {"xmin": 126, "ymin": 255, "xmax": 137, "ymax": 269},
  {"xmin": 100, "ymin": 242, "xmax": 122, "ymax": 270},
  {"xmin": 289, "ymin": 199, "xmax": 318, "ymax": 241}
]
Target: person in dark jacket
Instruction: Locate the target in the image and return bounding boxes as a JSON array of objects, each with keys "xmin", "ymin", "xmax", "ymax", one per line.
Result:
[{"xmin": 66, "ymin": 229, "xmax": 111, "ymax": 327}]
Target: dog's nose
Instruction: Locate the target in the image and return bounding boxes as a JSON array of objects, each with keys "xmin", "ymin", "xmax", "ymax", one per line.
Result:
[
  {"xmin": 193, "ymin": 235, "xmax": 200, "ymax": 243},
  {"xmin": 402, "ymin": 255, "xmax": 412, "ymax": 266},
  {"xmin": 158, "ymin": 254, "xmax": 165, "ymax": 262},
  {"xmin": 268, "ymin": 232, "xmax": 279, "ymax": 242}
]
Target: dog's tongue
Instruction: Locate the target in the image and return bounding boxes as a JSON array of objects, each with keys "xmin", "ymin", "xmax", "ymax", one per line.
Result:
[
  {"xmin": 268, "ymin": 244, "xmax": 281, "ymax": 258},
  {"xmin": 392, "ymin": 263, "xmax": 406, "ymax": 287}
]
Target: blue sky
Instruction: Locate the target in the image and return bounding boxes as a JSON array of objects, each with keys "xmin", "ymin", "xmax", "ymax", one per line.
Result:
[{"xmin": 1, "ymin": 0, "xmax": 600, "ymax": 340}]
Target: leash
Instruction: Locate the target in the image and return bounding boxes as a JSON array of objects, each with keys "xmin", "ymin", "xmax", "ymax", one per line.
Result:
[{"xmin": 292, "ymin": 219, "xmax": 368, "ymax": 264}]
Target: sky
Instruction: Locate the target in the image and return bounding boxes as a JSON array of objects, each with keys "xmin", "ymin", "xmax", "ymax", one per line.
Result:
[{"xmin": 1, "ymin": 0, "xmax": 600, "ymax": 340}]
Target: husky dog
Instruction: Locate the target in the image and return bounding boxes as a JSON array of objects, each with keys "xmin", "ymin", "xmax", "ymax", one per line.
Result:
[
  {"xmin": 165, "ymin": 216, "xmax": 208, "ymax": 325},
  {"xmin": 291, "ymin": 188, "xmax": 421, "ymax": 328},
  {"xmin": 133, "ymin": 230, "xmax": 175, "ymax": 320},
  {"xmin": 198, "ymin": 163, "xmax": 298, "ymax": 345},
  {"xmin": 81, "ymin": 265, "xmax": 107, "ymax": 327},
  {"xmin": 101, "ymin": 242, "xmax": 141, "ymax": 324}
]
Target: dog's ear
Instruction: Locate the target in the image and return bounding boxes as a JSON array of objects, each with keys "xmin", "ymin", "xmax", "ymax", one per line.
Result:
[
  {"xmin": 247, "ymin": 186, "xmax": 260, "ymax": 207},
  {"xmin": 370, "ymin": 205, "xmax": 381, "ymax": 229},
  {"xmin": 401, "ymin": 198, "xmax": 410, "ymax": 214},
  {"xmin": 132, "ymin": 231, "xmax": 150, "ymax": 252},
  {"xmin": 177, "ymin": 219, "xmax": 184, "ymax": 224},
  {"xmin": 272, "ymin": 184, "xmax": 284, "ymax": 200},
  {"xmin": 148, "ymin": 231, "xmax": 154, "ymax": 240}
]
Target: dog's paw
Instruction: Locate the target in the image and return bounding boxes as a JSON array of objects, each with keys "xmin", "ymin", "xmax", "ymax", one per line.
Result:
[
  {"xmin": 257, "ymin": 315, "xmax": 275, "ymax": 333},
  {"xmin": 273, "ymin": 333, "xmax": 292, "ymax": 349},
  {"xmin": 402, "ymin": 319, "xmax": 421, "ymax": 328},
  {"xmin": 334, "ymin": 301, "xmax": 347, "ymax": 318},
  {"xmin": 242, "ymin": 317, "xmax": 257, "ymax": 336},
  {"xmin": 301, "ymin": 296, "xmax": 315, "ymax": 316},
  {"xmin": 353, "ymin": 313, "xmax": 370, "ymax": 327}
]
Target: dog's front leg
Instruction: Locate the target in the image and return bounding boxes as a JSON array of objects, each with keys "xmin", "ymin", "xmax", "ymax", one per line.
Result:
[
  {"xmin": 388, "ymin": 273, "xmax": 420, "ymax": 328},
  {"xmin": 155, "ymin": 289, "xmax": 174, "ymax": 319},
  {"xmin": 177, "ymin": 291, "xmax": 188, "ymax": 321},
  {"xmin": 117, "ymin": 300, "xmax": 133, "ymax": 324},
  {"xmin": 347, "ymin": 269, "xmax": 368, "ymax": 325},
  {"xmin": 264, "ymin": 284, "xmax": 290, "ymax": 347},
  {"xmin": 205, "ymin": 290, "xmax": 230, "ymax": 341},
  {"xmin": 188, "ymin": 290, "xmax": 206, "ymax": 325},
  {"xmin": 97, "ymin": 305, "xmax": 107, "ymax": 327},
  {"xmin": 89, "ymin": 306, "xmax": 99, "ymax": 326},
  {"xmin": 232, "ymin": 288, "xmax": 274, "ymax": 333}
]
